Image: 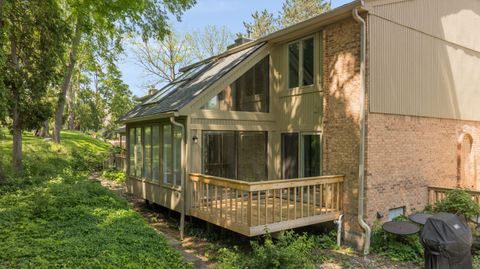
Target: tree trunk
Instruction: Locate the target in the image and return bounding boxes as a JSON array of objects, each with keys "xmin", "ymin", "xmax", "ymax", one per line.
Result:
[
  {"xmin": 9, "ymin": 16, "xmax": 22, "ymax": 173},
  {"xmin": 67, "ymin": 80, "xmax": 75, "ymax": 130},
  {"xmin": 53, "ymin": 20, "xmax": 82, "ymax": 143},
  {"xmin": 12, "ymin": 85, "xmax": 22, "ymax": 173}
]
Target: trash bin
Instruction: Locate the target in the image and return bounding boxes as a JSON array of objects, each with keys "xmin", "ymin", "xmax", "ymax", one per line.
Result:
[{"xmin": 420, "ymin": 212, "xmax": 473, "ymax": 269}]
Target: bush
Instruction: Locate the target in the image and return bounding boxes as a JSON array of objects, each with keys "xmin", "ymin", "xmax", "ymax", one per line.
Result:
[
  {"xmin": 102, "ymin": 168, "xmax": 126, "ymax": 183},
  {"xmin": 433, "ymin": 189, "xmax": 480, "ymax": 220},
  {"xmin": 216, "ymin": 231, "xmax": 321, "ymax": 269},
  {"xmin": 371, "ymin": 216, "xmax": 423, "ymax": 263}
]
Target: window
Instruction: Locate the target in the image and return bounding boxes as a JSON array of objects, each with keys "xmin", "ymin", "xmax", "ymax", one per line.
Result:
[
  {"xmin": 173, "ymin": 126, "xmax": 182, "ymax": 185},
  {"xmin": 202, "ymin": 56, "xmax": 269, "ymax": 113},
  {"xmin": 282, "ymin": 133, "xmax": 299, "ymax": 179},
  {"xmin": 237, "ymin": 132, "xmax": 267, "ymax": 181},
  {"xmin": 129, "ymin": 128, "xmax": 135, "ymax": 176},
  {"xmin": 135, "ymin": 128, "xmax": 142, "ymax": 177},
  {"xmin": 388, "ymin": 207, "xmax": 405, "ymax": 221},
  {"xmin": 301, "ymin": 134, "xmax": 321, "ymax": 177},
  {"xmin": 144, "ymin": 127, "xmax": 152, "ymax": 180},
  {"xmin": 203, "ymin": 132, "xmax": 236, "ymax": 179},
  {"xmin": 282, "ymin": 133, "xmax": 322, "ymax": 179},
  {"xmin": 203, "ymin": 131, "xmax": 267, "ymax": 181},
  {"xmin": 152, "ymin": 126, "xmax": 160, "ymax": 182},
  {"xmin": 288, "ymin": 37, "xmax": 314, "ymax": 88},
  {"xmin": 163, "ymin": 125, "xmax": 172, "ymax": 184}
]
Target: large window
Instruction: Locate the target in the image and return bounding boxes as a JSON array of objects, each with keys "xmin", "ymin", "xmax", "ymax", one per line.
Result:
[
  {"xmin": 135, "ymin": 128, "xmax": 142, "ymax": 177},
  {"xmin": 163, "ymin": 125, "xmax": 172, "ymax": 184},
  {"xmin": 203, "ymin": 131, "xmax": 267, "ymax": 182},
  {"xmin": 152, "ymin": 126, "xmax": 160, "ymax": 183},
  {"xmin": 288, "ymin": 37, "xmax": 314, "ymax": 88},
  {"xmin": 144, "ymin": 127, "xmax": 152, "ymax": 180},
  {"xmin": 173, "ymin": 126, "xmax": 182, "ymax": 185},
  {"xmin": 129, "ymin": 128, "xmax": 135, "ymax": 176},
  {"xmin": 127, "ymin": 123, "xmax": 182, "ymax": 186},
  {"xmin": 282, "ymin": 133, "xmax": 321, "ymax": 179},
  {"xmin": 202, "ymin": 56, "xmax": 269, "ymax": 113}
]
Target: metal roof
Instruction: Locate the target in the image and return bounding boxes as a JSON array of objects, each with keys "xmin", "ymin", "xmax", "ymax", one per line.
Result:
[{"xmin": 119, "ymin": 43, "xmax": 264, "ymax": 123}]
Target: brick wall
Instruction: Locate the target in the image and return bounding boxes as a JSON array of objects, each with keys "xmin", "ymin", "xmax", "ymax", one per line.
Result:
[
  {"xmin": 365, "ymin": 113, "xmax": 480, "ymax": 224},
  {"xmin": 322, "ymin": 17, "xmax": 363, "ymax": 247}
]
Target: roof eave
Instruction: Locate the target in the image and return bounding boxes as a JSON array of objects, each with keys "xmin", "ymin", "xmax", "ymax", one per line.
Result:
[{"xmin": 118, "ymin": 112, "xmax": 177, "ymax": 124}]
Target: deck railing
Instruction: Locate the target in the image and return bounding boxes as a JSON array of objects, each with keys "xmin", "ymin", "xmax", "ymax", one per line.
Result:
[
  {"xmin": 428, "ymin": 186, "xmax": 480, "ymax": 205},
  {"xmin": 189, "ymin": 173, "xmax": 344, "ymax": 236}
]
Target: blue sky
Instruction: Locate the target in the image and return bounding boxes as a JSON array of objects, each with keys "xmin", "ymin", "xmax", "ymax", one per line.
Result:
[{"xmin": 119, "ymin": 0, "xmax": 353, "ymax": 97}]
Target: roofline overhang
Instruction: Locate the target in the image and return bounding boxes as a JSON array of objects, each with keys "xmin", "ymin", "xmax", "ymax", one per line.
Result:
[{"xmin": 118, "ymin": 111, "xmax": 181, "ymax": 124}]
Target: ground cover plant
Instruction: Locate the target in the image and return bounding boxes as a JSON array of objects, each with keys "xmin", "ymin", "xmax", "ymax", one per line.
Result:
[{"xmin": 0, "ymin": 129, "xmax": 191, "ymax": 268}]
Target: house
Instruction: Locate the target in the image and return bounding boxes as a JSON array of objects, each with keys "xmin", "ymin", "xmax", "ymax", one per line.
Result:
[{"xmin": 118, "ymin": 0, "xmax": 480, "ymax": 252}]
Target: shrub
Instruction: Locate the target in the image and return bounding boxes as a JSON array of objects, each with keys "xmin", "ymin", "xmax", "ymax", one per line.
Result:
[
  {"xmin": 433, "ymin": 189, "xmax": 480, "ymax": 220},
  {"xmin": 216, "ymin": 231, "xmax": 321, "ymax": 269},
  {"xmin": 102, "ymin": 168, "xmax": 126, "ymax": 183},
  {"xmin": 371, "ymin": 216, "xmax": 423, "ymax": 263}
]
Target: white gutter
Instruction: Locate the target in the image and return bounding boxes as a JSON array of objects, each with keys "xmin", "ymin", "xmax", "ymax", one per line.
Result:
[
  {"xmin": 353, "ymin": 0, "xmax": 372, "ymax": 255},
  {"xmin": 170, "ymin": 115, "xmax": 186, "ymax": 240}
]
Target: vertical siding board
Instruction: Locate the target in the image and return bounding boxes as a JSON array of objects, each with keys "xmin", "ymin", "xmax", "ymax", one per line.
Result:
[{"xmin": 369, "ymin": 0, "xmax": 480, "ymax": 121}]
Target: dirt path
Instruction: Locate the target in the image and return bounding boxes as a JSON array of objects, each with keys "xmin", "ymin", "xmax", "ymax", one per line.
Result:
[{"xmin": 93, "ymin": 176, "xmax": 422, "ymax": 269}]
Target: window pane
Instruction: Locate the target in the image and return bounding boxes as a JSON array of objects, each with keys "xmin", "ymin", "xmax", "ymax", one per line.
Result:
[
  {"xmin": 173, "ymin": 126, "xmax": 182, "ymax": 185},
  {"xmin": 302, "ymin": 38, "xmax": 314, "ymax": 86},
  {"xmin": 144, "ymin": 127, "xmax": 152, "ymax": 180},
  {"xmin": 302, "ymin": 134, "xmax": 321, "ymax": 177},
  {"xmin": 129, "ymin": 128, "xmax": 135, "ymax": 176},
  {"xmin": 288, "ymin": 42, "xmax": 299, "ymax": 88},
  {"xmin": 152, "ymin": 126, "xmax": 160, "ymax": 182},
  {"xmin": 282, "ymin": 133, "xmax": 299, "ymax": 179},
  {"xmin": 237, "ymin": 132, "xmax": 267, "ymax": 182},
  {"xmin": 163, "ymin": 125, "xmax": 172, "ymax": 184},
  {"xmin": 203, "ymin": 132, "xmax": 236, "ymax": 178},
  {"xmin": 201, "ymin": 56, "xmax": 269, "ymax": 113},
  {"xmin": 135, "ymin": 128, "xmax": 142, "ymax": 177}
]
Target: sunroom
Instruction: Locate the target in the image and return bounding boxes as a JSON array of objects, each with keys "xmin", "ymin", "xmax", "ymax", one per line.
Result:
[{"xmin": 119, "ymin": 41, "xmax": 344, "ymax": 237}]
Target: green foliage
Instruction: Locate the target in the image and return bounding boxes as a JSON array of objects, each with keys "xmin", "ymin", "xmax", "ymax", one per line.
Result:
[
  {"xmin": 371, "ymin": 218, "xmax": 423, "ymax": 263},
  {"xmin": 0, "ymin": 128, "xmax": 192, "ymax": 268},
  {"xmin": 243, "ymin": 0, "xmax": 331, "ymax": 39},
  {"xmin": 433, "ymin": 189, "xmax": 480, "ymax": 220},
  {"xmin": 186, "ymin": 25, "xmax": 234, "ymax": 61},
  {"xmin": 216, "ymin": 231, "xmax": 322, "ymax": 269},
  {"xmin": 102, "ymin": 168, "xmax": 126, "ymax": 183}
]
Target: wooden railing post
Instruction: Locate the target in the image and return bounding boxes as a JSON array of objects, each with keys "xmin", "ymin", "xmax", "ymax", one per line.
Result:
[{"xmin": 247, "ymin": 191, "xmax": 253, "ymax": 227}]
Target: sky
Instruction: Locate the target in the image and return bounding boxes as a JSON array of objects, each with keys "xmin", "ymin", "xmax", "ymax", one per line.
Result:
[{"xmin": 119, "ymin": 0, "xmax": 353, "ymax": 97}]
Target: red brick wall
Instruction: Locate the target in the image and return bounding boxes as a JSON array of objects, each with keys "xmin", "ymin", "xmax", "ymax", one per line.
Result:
[
  {"xmin": 322, "ymin": 17, "xmax": 363, "ymax": 246},
  {"xmin": 365, "ymin": 113, "xmax": 480, "ymax": 224}
]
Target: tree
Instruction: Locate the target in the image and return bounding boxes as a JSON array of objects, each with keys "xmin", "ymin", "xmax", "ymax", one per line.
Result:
[
  {"xmin": 186, "ymin": 25, "xmax": 234, "ymax": 61},
  {"xmin": 243, "ymin": 10, "xmax": 277, "ymax": 40},
  {"xmin": 52, "ymin": 0, "xmax": 196, "ymax": 144},
  {"xmin": 133, "ymin": 32, "xmax": 192, "ymax": 85},
  {"xmin": 279, "ymin": 0, "xmax": 331, "ymax": 28},
  {"xmin": 244, "ymin": 0, "xmax": 331, "ymax": 39},
  {"xmin": 2, "ymin": 0, "xmax": 68, "ymax": 172}
]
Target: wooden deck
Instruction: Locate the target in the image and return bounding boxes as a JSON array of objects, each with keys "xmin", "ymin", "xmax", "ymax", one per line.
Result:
[{"xmin": 188, "ymin": 174, "xmax": 344, "ymax": 236}]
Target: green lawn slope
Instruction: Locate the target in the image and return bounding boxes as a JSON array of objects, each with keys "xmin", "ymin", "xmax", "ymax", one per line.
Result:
[{"xmin": 0, "ymin": 130, "xmax": 191, "ymax": 268}]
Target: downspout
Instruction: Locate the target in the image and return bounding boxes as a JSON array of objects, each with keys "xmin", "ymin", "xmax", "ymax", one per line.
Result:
[
  {"xmin": 353, "ymin": 0, "xmax": 372, "ymax": 255},
  {"xmin": 171, "ymin": 115, "xmax": 186, "ymax": 240}
]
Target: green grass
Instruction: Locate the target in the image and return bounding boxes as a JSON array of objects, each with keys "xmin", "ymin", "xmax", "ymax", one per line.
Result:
[{"xmin": 0, "ymin": 130, "xmax": 192, "ymax": 268}]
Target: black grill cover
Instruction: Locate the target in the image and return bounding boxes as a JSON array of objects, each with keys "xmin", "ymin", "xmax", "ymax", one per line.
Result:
[{"xmin": 420, "ymin": 213, "xmax": 472, "ymax": 269}]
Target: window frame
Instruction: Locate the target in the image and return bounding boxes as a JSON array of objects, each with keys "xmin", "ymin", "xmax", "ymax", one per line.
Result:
[
  {"xmin": 202, "ymin": 130, "xmax": 268, "ymax": 181},
  {"xmin": 299, "ymin": 132, "xmax": 322, "ymax": 177},
  {"xmin": 281, "ymin": 131, "xmax": 323, "ymax": 179},
  {"xmin": 287, "ymin": 35, "xmax": 316, "ymax": 90}
]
